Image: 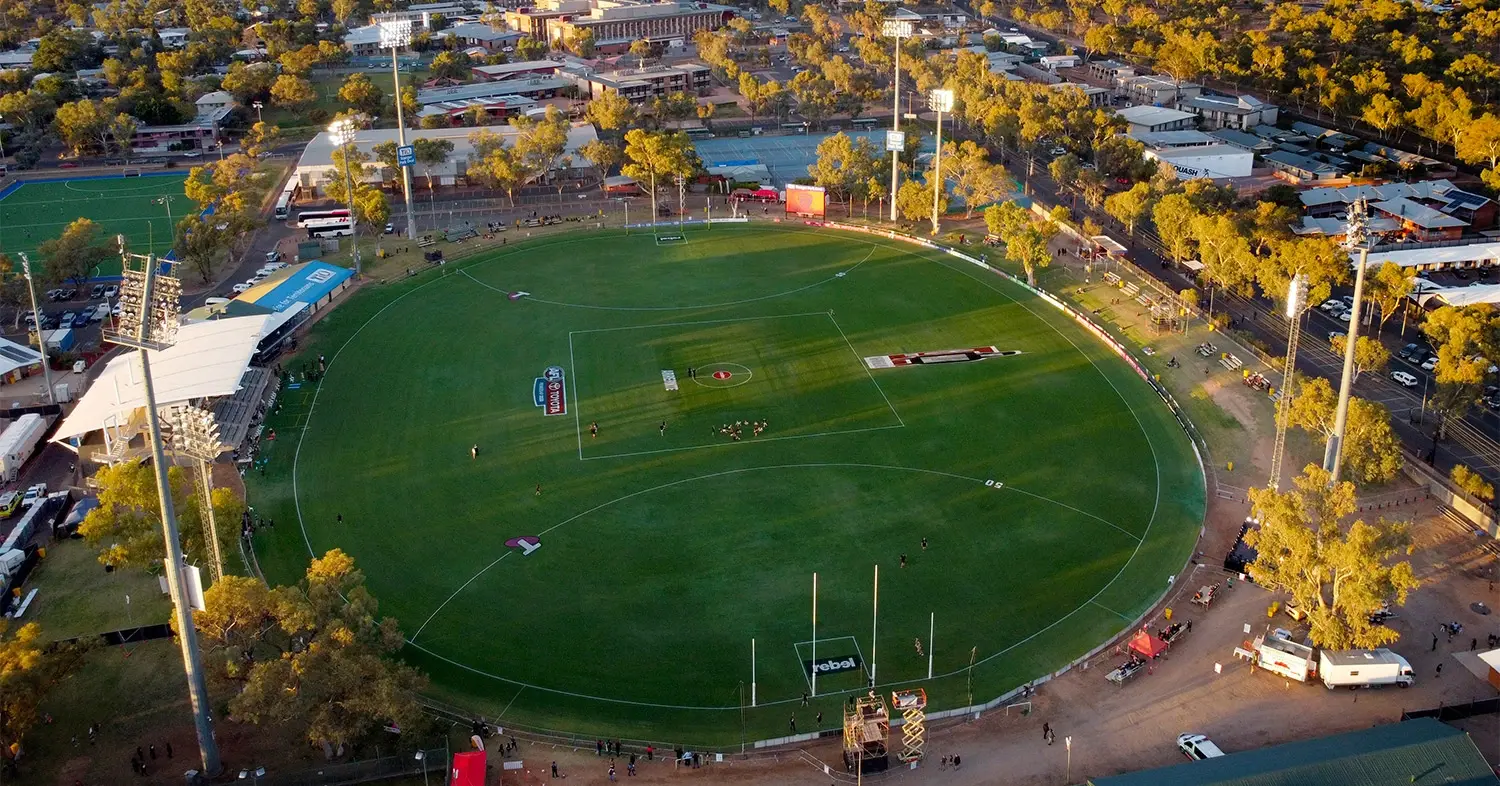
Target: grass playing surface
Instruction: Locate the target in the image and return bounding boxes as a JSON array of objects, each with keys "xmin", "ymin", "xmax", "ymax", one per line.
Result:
[
  {"xmin": 250, "ymin": 223, "xmax": 1205, "ymax": 745},
  {"xmin": 0, "ymin": 173, "xmax": 187, "ymax": 272}
]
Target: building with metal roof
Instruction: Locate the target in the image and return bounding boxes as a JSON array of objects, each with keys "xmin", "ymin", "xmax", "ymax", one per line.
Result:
[
  {"xmin": 1088, "ymin": 718, "xmax": 1499, "ymax": 786},
  {"xmin": 1116, "ymin": 104, "xmax": 1196, "ymax": 135}
]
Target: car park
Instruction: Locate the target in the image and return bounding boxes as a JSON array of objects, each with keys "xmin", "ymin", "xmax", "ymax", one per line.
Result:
[
  {"xmin": 1391, "ymin": 370, "xmax": 1419, "ymax": 387},
  {"xmin": 1177, "ymin": 733, "xmax": 1225, "ymax": 761}
]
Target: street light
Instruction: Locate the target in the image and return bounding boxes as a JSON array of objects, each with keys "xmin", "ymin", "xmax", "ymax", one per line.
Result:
[
  {"xmin": 16, "ymin": 253, "xmax": 53, "ymax": 405},
  {"xmin": 380, "ymin": 20, "xmax": 419, "ymax": 241},
  {"xmin": 414, "ymin": 751, "xmax": 430, "ymax": 786},
  {"xmin": 238, "ymin": 766, "xmax": 266, "ymax": 784},
  {"xmin": 154, "ymin": 195, "xmax": 174, "ymax": 257},
  {"xmin": 1324, "ymin": 197, "xmax": 1372, "ymax": 483},
  {"xmin": 927, "ymin": 89, "xmax": 953, "ymax": 236},
  {"xmin": 104, "ymin": 241, "xmax": 221, "ymax": 777},
  {"xmin": 251, "ymin": 101, "xmax": 263, "ymax": 125},
  {"xmin": 882, "ymin": 20, "xmax": 912, "ymax": 223},
  {"xmin": 328, "ymin": 118, "xmax": 363, "ymax": 276},
  {"xmin": 166, "ymin": 405, "xmax": 225, "ymax": 583}
]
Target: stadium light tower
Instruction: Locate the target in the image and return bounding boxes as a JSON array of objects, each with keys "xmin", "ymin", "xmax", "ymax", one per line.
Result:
[
  {"xmin": 167, "ymin": 405, "xmax": 226, "ymax": 583},
  {"xmin": 1268, "ymin": 272, "xmax": 1307, "ymax": 490},
  {"xmin": 104, "ymin": 242, "xmax": 221, "ymax": 777},
  {"xmin": 928, "ymin": 89, "xmax": 954, "ymax": 236},
  {"xmin": 380, "ymin": 20, "xmax": 419, "ymax": 241},
  {"xmin": 1323, "ymin": 197, "xmax": 1372, "ymax": 483},
  {"xmin": 882, "ymin": 19, "xmax": 912, "ymax": 223},
  {"xmin": 15, "ymin": 253, "xmax": 53, "ymax": 405},
  {"xmin": 328, "ymin": 118, "xmax": 363, "ymax": 276}
]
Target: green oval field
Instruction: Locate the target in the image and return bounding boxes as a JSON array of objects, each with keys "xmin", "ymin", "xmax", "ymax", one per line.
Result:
[{"xmin": 252, "ymin": 224, "xmax": 1204, "ymax": 744}]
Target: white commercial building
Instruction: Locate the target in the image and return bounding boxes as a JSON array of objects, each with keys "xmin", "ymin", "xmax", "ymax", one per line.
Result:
[
  {"xmin": 1142, "ymin": 143, "xmax": 1254, "ymax": 179},
  {"xmin": 1116, "ymin": 104, "xmax": 1196, "ymax": 135}
]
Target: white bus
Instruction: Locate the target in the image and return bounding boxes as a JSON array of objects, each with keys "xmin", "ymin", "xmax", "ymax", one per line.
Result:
[
  {"xmin": 295, "ymin": 208, "xmax": 352, "ymax": 228},
  {"xmin": 305, "ymin": 217, "xmax": 354, "ymax": 238},
  {"xmin": 273, "ymin": 182, "xmax": 298, "ymax": 220}
]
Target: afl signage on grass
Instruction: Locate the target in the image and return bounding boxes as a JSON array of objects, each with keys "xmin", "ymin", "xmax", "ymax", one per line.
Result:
[
  {"xmin": 864, "ymin": 346, "xmax": 1021, "ymax": 369},
  {"xmin": 805, "ymin": 654, "xmax": 863, "ymax": 676},
  {"xmin": 533, "ymin": 366, "xmax": 567, "ymax": 416}
]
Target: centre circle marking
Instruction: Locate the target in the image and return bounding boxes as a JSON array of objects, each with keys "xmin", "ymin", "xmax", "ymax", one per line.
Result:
[{"xmin": 691, "ymin": 362, "xmax": 753, "ymax": 388}]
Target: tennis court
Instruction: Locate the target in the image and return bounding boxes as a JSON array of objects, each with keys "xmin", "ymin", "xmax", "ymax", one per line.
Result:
[
  {"xmin": 694, "ymin": 130, "xmax": 894, "ymax": 187},
  {"xmin": 0, "ymin": 173, "xmax": 188, "ymax": 272}
]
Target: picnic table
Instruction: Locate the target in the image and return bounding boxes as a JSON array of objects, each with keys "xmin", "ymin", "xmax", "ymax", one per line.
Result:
[
  {"xmin": 1105, "ymin": 656, "xmax": 1148, "ymax": 685},
  {"xmin": 1191, "ymin": 583, "xmax": 1218, "ymax": 608}
]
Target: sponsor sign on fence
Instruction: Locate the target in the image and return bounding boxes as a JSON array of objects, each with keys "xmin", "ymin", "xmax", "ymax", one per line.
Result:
[{"xmin": 533, "ymin": 366, "xmax": 567, "ymax": 416}]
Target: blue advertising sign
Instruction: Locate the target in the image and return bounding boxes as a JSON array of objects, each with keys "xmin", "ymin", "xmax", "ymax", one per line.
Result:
[{"xmin": 397, "ymin": 145, "xmax": 416, "ymax": 166}]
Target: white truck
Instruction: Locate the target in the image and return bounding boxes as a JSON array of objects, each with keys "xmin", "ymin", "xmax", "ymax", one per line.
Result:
[
  {"xmin": 1248, "ymin": 630, "xmax": 1317, "ymax": 683},
  {"xmin": 1319, "ymin": 649, "xmax": 1414, "ymax": 689},
  {"xmin": 0, "ymin": 414, "xmax": 45, "ymax": 482}
]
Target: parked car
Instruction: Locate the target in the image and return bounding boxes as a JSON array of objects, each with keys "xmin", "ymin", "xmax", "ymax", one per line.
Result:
[
  {"xmin": 1177, "ymin": 733, "xmax": 1225, "ymax": 761},
  {"xmin": 57, "ymin": 162, "xmax": 77, "ymax": 168},
  {"xmin": 59, "ymin": 311, "xmax": 76, "ymax": 327},
  {"xmin": 1398, "ymin": 343, "xmax": 1422, "ymax": 360},
  {"xmin": 264, "ymin": 250, "xmax": 282, "ymax": 264},
  {"xmin": 1338, "ymin": 309, "xmax": 1353, "ymax": 322},
  {"xmin": 102, "ymin": 285, "xmax": 118, "ymax": 299},
  {"xmin": 231, "ymin": 282, "xmax": 253, "ymax": 294},
  {"xmin": 1391, "ymin": 370, "xmax": 1419, "ymax": 387},
  {"xmin": 59, "ymin": 288, "xmax": 75, "ymax": 300},
  {"xmin": 1421, "ymin": 355, "xmax": 1439, "ymax": 371},
  {"xmin": 1328, "ymin": 330, "xmax": 1345, "ymax": 341},
  {"xmin": 20, "ymin": 483, "xmax": 46, "ymax": 508},
  {"xmin": 44, "ymin": 288, "xmax": 64, "ymax": 301},
  {"xmin": 89, "ymin": 284, "xmax": 104, "ymax": 299}
]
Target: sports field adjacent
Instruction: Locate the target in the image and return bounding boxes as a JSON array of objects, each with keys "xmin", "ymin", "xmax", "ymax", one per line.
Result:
[
  {"xmin": 249, "ymin": 223, "xmax": 1205, "ymax": 744},
  {"xmin": 0, "ymin": 173, "xmax": 187, "ymax": 272}
]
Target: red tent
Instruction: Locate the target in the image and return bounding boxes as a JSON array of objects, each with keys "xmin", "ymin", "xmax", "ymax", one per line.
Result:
[
  {"xmin": 451, "ymin": 750, "xmax": 486, "ymax": 786},
  {"xmin": 1129, "ymin": 629, "xmax": 1169, "ymax": 659}
]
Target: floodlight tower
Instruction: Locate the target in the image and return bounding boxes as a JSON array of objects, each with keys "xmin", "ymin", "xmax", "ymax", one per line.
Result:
[
  {"xmin": 1268, "ymin": 273, "xmax": 1308, "ymax": 490},
  {"xmin": 882, "ymin": 19, "xmax": 912, "ymax": 222},
  {"xmin": 928, "ymin": 89, "xmax": 954, "ymax": 236},
  {"xmin": 1323, "ymin": 197, "xmax": 1371, "ymax": 483},
  {"xmin": 380, "ymin": 20, "xmax": 418, "ymax": 241},
  {"xmin": 328, "ymin": 118, "xmax": 363, "ymax": 276},
  {"xmin": 103, "ymin": 243, "xmax": 221, "ymax": 777},
  {"xmin": 16, "ymin": 253, "xmax": 53, "ymax": 404},
  {"xmin": 168, "ymin": 405, "xmax": 226, "ymax": 583}
]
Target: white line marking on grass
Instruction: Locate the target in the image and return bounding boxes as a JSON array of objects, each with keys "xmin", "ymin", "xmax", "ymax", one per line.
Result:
[
  {"xmin": 566, "ymin": 311, "xmax": 830, "ymax": 335},
  {"xmin": 580, "ymin": 424, "xmax": 906, "ymax": 461},
  {"xmin": 1091, "ymin": 601, "xmax": 1132, "ymax": 621},
  {"xmin": 411, "ymin": 461, "xmax": 1142, "ymax": 704},
  {"xmin": 570, "ymin": 332, "xmax": 583, "ymax": 461},
  {"xmin": 827, "ymin": 312, "xmax": 903, "ymax": 427},
  {"xmin": 1003, "ymin": 486, "xmax": 1142, "ymax": 542},
  {"xmin": 498, "ymin": 686, "xmax": 526, "ymax": 718},
  {"xmin": 459, "ymin": 243, "xmax": 876, "ymax": 312},
  {"xmin": 793, "ymin": 635, "xmax": 861, "ymax": 693}
]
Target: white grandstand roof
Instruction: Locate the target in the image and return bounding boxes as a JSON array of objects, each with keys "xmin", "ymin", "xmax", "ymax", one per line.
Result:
[
  {"xmin": 54, "ymin": 315, "xmax": 273, "ymax": 442},
  {"xmin": 1358, "ymin": 241, "xmax": 1500, "ymax": 269}
]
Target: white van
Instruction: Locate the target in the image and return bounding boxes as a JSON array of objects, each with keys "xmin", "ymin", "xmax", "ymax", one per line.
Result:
[{"xmin": 1177, "ymin": 733, "xmax": 1224, "ymax": 760}]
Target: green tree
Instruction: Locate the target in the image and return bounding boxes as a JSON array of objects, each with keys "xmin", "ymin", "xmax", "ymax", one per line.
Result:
[
  {"xmin": 629, "ymin": 38, "xmax": 652, "ymax": 68},
  {"xmin": 1094, "ymin": 135, "xmax": 1145, "ymax": 178},
  {"xmin": 1245, "ymin": 465, "xmax": 1418, "ymax": 648},
  {"xmin": 429, "ymin": 49, "xmax": 472, "ymax": 81},
  {"xmin": 896, "ymin": 178, "xmax": 946, "ymax": 225},
  {"xmin": 36, "ymin": 217, "xmax": 113, "ymax": 287},
  {"xmin": 1285, "ymin": 375, "xmax": 1402, "ymax": 484},
  {"xmin": 53, "ymin": 98, "xmax": 109, "ymax": 156},
  {"xmin": 1421, "ymin": 305, "xmax": 1497, "ymax": 430},
  {"xmin": 219, "ymin": 550, "xmax": 426, "ymax": 752},
  {"xmin": 1451, "ymin": 465, "xmax": 1495, "ymax": 502},
  {"xmin": 579, "ymin": 138, "xmax": 622, "ymax": 186},
  {"xmin": 1152, "ymin": 191, "xmax": 1200, "ymax": 262},
  {"xmin": 621, "ymin": 128, "xmax": 695, "ymax": 222},
  {"xmin": 511, "ymin": 104, "xmax": 570, "ymax": 180},
  {"xmin": 241, "ymin": 121, "xmax": 281, "ymax": 159},
  {"xmin": 412, "ymin": 137, "xmax": 454, "ymax": 191},
  {"xmin": 78, "ymin": 458, "xmax": 243, "ymax": 572},
  {"xmin": 325, "ymin": 143, "xmax": 373, "ymax": 205},
  {"xmin": 222, "ymin": 61, "xmax": 277, "ymax": 103},
  {"xmin": 1048, "ymin": 153, "xmax": 1081, "ymax": 197},
  {"xmin": 514, "ymin": 36, "xmax": 545, "ymax": 61},
  {"xmin": 1364, "ymin": 262, "xmax": 1413, "ymax": 332},
  {"xmin": 985, "ymin": 201, "xmax": 1057, "ymax": 286},
  {"xmin": 338, "ymin": 71, "xmax": 384, "ymax": 115},
  {"xmin": 565, "ymin": 28, "xmax": 596, "ymax": 58},
  {"xmin": 354, "ymin": 187, "xmax": 390, "ymax": 234},
  {"xmin": 469, "ymin": 143, "xmax": 528, "ymax": 205},
  {"xmin": 585, "ymin": 90, "xmax": 637, "ymax": 134},
  {"xmin": 1104, "ymin": 182, "xmax": 1152, "ymax": 235},
  {"xmin": 807, "ymin": 132, "xmax": 879, "ymax": 209},
  {"xmin": 269, "ymin": 73, "xmax": 316, "ymax": 110},
  {"xmin": 1, "ymin": 622, "xmax": 89, "ymax": 768},
  {"xmin": 946, "ymin": 140, "xmax": 1009, "ymax": 218}
]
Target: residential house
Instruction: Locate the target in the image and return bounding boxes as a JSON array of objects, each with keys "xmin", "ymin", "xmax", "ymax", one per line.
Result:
[{"xmin": 1176, "ymin": 93, "xmax": 1277, "ymax": 131}]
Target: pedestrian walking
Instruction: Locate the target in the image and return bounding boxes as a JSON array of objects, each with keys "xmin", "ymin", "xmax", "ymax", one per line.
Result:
[
  {"xmin": 953, "ymin": 754, "xmax": 961, "ymax": 769},
  {"xmin": 789, "ymin": 714, "xmax": 797, "ymax": 733},
  {"xmin": 816, "ymin": 711, "xmax": 822, "ymax": 725},
  {"xmin": 1433, "ymin": 633, "xmax": 1439, "ymax": 651},
  {"xmin": 596, "ymin": 740, "xmax": 603, "ymax": 756},
  {"xmin": 1438, "ymin": 662, "xmax": 1444, "ymax": 677},
  {"xmin": 337, "ymin": 513, "xmax": 343, "ymax": 524},
  {"xmin": 659, "ymin": 420, "xmax": 667, "ymax": 436},
  {"xmin": 921, "ymin": 537, "xmax": 927, "ymax": 551},
  {"xmin": 608, "ymin": 763, "xmax": 616, "ymax": 782},
  {"xmin": 646, "ymin": 745, "xmax": 654, "ymax": 760},
  {"xmin": 471, "ymin": 444, "xmax": 478, "ymax": 459},
  {"xmin": 552, "ymin": 761, "xmax": 559, "ymax": 777},
  {"xmin": 802, "ymin": 691, "xmax": 809, "ymax": 706},
  {"xmin": 590, "ymin": 421, "xmax": 598, "ymax": 438},
  {"xmin": 628, "ymin": 762, "xmax": 636, "ymax": 777},
  {"xmin": 535, "ymin": 483, "xmax": 542, "ymax": 496},
  {"xmin": 1043, "ymin": 722, "xmax": 1050, "ymax": 740},
  {"xmin": 899, "ymin": 554, "xmax": 907, "ymax": 568}
]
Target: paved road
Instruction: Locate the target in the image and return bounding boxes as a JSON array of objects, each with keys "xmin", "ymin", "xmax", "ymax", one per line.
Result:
[{"xmin": 1008, "ymin": 157, "xmax": 1500, "ymax": 484}]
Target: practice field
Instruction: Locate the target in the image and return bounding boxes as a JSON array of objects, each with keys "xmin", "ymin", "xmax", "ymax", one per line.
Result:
[
  {"xmin": 251, "ymin": 223, "xmax": 1205, "ymax": 744},
  {"xmin": 0, "ymin": 173, "xmax": 186, "ymax": 271}
]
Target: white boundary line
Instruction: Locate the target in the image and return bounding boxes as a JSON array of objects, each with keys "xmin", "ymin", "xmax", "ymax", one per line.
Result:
[
  {"xmin": 827, "ymin": 311, "xmax": 904, "ymax": 427},
  {"xmin": 408, "ymin": 461, "xmax": 1144, "ymax": 705},
  {"xmin": 566, "ymin": 311, "xmax": 829, "ymax": 335},
  {"xmin": 580, "ymin": 424, "xmax": 906, "ymax": 462},
  {"xmin": 792, "ymin": 635, "xmax": 862, "ymax": 692}
]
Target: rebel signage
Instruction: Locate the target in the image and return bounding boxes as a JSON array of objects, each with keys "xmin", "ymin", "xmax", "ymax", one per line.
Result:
[
  {"xmin": 533, "ymin": 366, "xmax": 567, "ymax": 416},
  {"xmin": 864, "ymin": 346, "xmax": 1022, "ymax": 369},
  {"xmin": 804, "ymin": 654, "xmax": 863, "ymax": 676}
]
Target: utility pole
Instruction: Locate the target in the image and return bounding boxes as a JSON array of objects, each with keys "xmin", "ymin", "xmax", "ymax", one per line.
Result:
[
  {"xmin": 16, "ymin": 253, "xmax": 53, "ymax": 405},
  {"xmin": 104, "ymin": 243, "xmax": 221, "ymax": 776},
  {"xmin": 928, "ymin": 89, "xmax": 953, "ymax": 236},
  {"xmin": 1324, "ymin": 197, "xmax": 1371, "ymax": 483}
]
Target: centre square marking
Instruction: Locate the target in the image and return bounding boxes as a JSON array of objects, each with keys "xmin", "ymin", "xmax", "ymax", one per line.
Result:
[{"xmin": 568, "ymin": 313, "xmax": 903, "ymax": 459}]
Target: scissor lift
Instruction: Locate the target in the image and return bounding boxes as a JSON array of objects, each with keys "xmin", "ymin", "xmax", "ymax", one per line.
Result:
[{"xmin": 892, "ymin": 688, "xmax": 927, "ymax": 762}]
